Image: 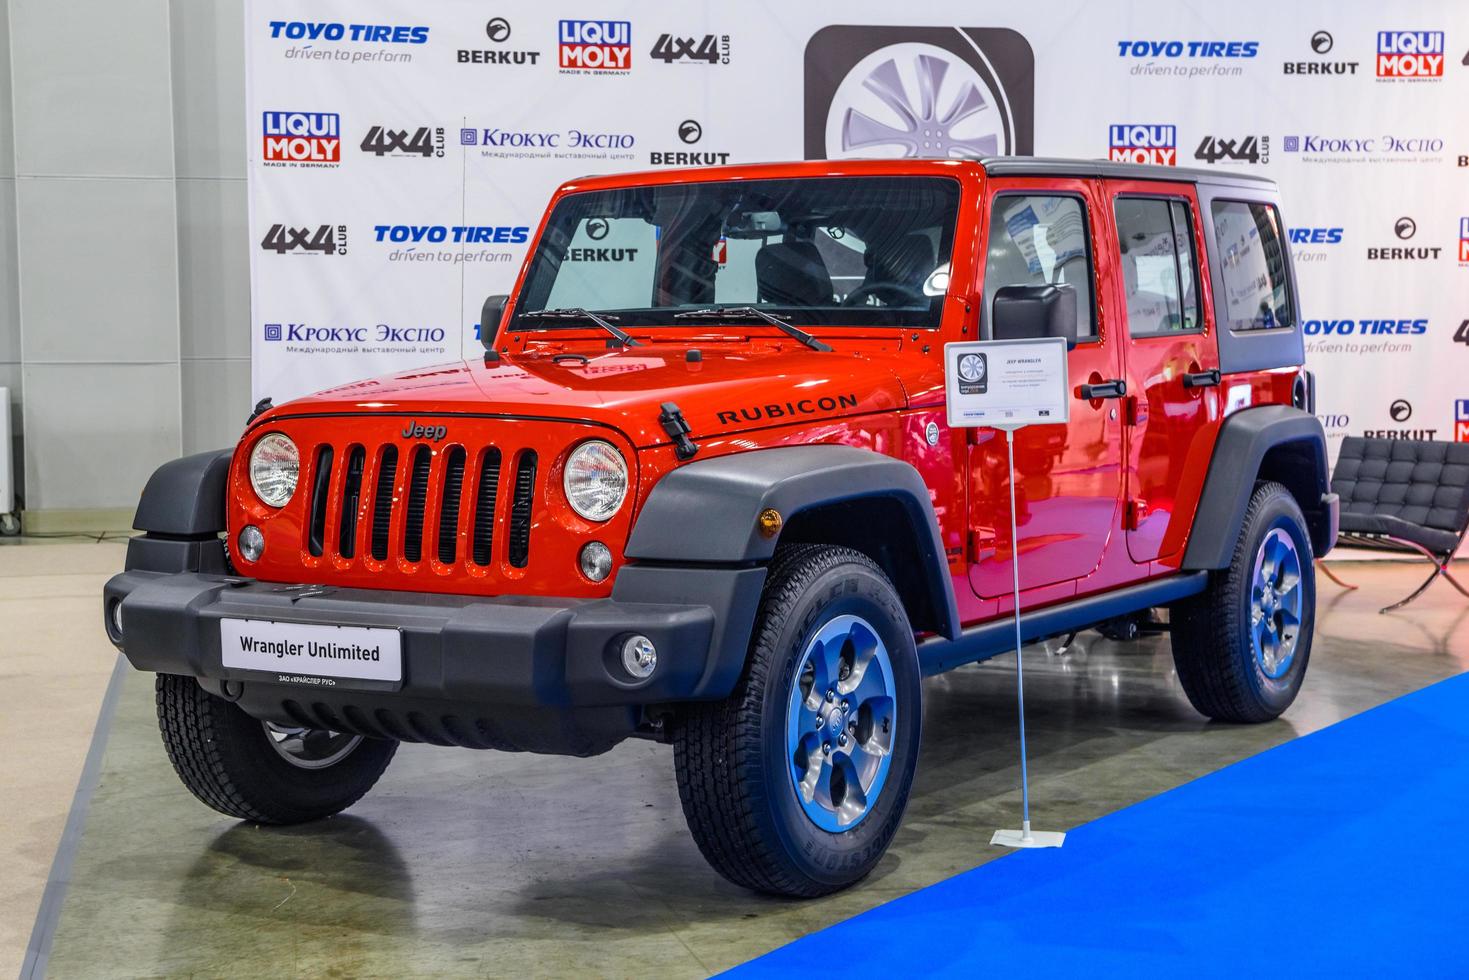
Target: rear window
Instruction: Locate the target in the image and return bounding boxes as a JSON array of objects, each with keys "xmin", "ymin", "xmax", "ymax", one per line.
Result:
[{"xmin": 1210, "ymin": 201, "xmax": 1293, "ymax": 331}]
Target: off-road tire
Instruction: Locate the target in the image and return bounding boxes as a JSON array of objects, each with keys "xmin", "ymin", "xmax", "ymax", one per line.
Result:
[
  {"xmin": 672, "ymin": 544, "xmax": 923, "ymax": 897},
  {"xmin": 1170, "ymin": 481, "xmax": 1315, "ymax": 723},
  {"xmin": 156, "ymin": 673, "xmax": 398, "ymax": 824}
]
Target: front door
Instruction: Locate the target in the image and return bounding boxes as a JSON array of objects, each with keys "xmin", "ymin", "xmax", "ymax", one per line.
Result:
[
  {"xmin": 1102, "ymin": 181, "xmax": 1222, "ymax": 564},
  {"xmin": 967, "ymin": 179, "xmax": 1126, "ymax": 598}
]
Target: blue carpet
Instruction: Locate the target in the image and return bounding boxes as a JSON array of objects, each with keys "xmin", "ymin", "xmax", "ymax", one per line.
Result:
[{"xmin": 730, "ymin": 673, "xmax": 1469, "ymax": 978}]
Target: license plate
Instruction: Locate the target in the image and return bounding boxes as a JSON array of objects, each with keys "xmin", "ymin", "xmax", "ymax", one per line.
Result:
[{"xmin": 220, "ymin": 619, "xmax": 402, "ymax": 686}]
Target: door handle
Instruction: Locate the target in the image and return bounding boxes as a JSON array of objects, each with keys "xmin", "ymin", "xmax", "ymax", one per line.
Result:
[
  {"xmin": 1080, "ymin": 379, "xmax": 1127, "ymax": 400},
  {"xmin": 1183, "ymin": 369, "xmax": 1222, "ymax": 389}
]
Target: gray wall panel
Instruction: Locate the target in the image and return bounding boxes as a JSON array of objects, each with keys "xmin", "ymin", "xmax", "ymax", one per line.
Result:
[
  {"xmin": 181, "ymin": 356, "xmax": 250, "ymax": 454},
  {"xmin": 178, "ymin": 177, "xmax": 250, "ymax": 359},
  {"xmin": 170, "ymin": 0, "xmax": 246, "ymax": 179}
]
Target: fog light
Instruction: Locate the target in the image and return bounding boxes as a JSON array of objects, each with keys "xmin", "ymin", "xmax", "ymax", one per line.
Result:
[
  {"xmin": 579, "ymin": 541, "xmax": 613, "ymax": 582},
  {"xmin": 111, "ymin": 601, "xmax": 124, "ymax": 637},
  {"xmin": 238, "ymin": 525, "xmax": 265, "ymax": 563},
  {"xmin": 620, "ymin": 634, "xmax": 657, "ymax": 679}
]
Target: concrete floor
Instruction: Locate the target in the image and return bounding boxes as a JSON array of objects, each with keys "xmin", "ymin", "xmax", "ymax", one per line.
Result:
[{"xmin": 9, "ymin": 545, "xmax": 1468, "ymax": 978}]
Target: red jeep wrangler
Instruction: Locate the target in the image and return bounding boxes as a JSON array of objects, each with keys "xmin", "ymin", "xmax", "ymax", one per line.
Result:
[{"xmin": 106, "ymin": 158, "xmax": 1337, "ymax": 897}]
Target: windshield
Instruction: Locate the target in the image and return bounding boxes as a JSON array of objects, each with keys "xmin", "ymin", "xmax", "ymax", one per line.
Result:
[{"xmin": 512, "ymin": 176, "xmax": 961, "ymax": 330}]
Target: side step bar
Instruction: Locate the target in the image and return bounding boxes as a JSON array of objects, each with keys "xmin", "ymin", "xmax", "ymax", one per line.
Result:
[{"xmin": 917, "ymin": 571, "xmax": 1209, "ymax": 677}]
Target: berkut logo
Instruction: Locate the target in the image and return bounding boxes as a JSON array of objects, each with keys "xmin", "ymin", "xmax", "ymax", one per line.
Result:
[
  {"xmin": 1109, "ymin": 124, "xmax": 1177, "ymax": 165},
  {"xmin": 360, "ymin": 125, "xmax": 445, "ymax": 158},
  {"xmin": 1390, "ymin": 399, "xmax": 1413, "ymax": 422},
  {"xmin": 1368, "ymin": 216, "xmax": 1440, "ymax": 261},
  {"xmin": 650, "ymin": 119, "xmax": 729, "ymax": 166},
  {"xmin": 1376, "ymin": 30, "xmax": 1445, "ymax": 79},
  {"xmin": 262, "ymin": 112, "xmax": 340, "ymax": 167},
  {"xmin": 1283, "ymin": 30, "xmax": 1359, "ymax": 75},
  {"xmin": 650, "ymin": 32, "xmax": 729, "ymax": 65},
  {"xmin": 558, "ymin": 19, "xmax": 631, "ymax": 73},
  {"xmin": 1194, "ymin": 134, "xmax": 1269, "ymax": 165},
  {"xmin": 586, "ymin": 217, "xmax": 609, "ymax": 240},
  {"xmin": 260, "ymin": 224, "xmax": 347, "ymax": 256},
  {"xmin": 459, "ymin": 16, "xmax": 538, "ymax": 65},
  {"xmin": 803, "ymin": 25, "xmax": 1033, "ymax": 160}
]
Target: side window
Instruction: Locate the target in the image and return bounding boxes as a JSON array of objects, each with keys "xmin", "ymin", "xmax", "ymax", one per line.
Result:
[
  {"xmin": 982, "ymin": 195, "xmax": 1096, "ymax": 339},
  {"xmin": 1113, "ymin": 197, "xmax": 1202, "ymax": 336},
  {"xmin": 1210, "ymin": 200, "xmax": 1293, "ymax": 331}
]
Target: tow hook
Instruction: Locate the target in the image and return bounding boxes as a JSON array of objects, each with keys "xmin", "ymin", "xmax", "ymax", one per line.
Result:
[{"xmin": 659, "ymin": 402, "xmax": 699, "ymax": 461}]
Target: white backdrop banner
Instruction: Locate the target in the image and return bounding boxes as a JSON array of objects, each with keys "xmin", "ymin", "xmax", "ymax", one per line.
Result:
[{"xmin": 245, "ymin": 0, "xmax": 1469, "ymax": 454}]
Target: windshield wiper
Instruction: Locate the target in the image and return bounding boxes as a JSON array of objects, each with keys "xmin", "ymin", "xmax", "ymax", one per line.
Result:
[
  {"xmin": 521, "ymin": 308, "xmax": 639, "ymax": 347},
  {"xmin": 673, "ymin": 306, "xmax": 832, "ymax": 352}
]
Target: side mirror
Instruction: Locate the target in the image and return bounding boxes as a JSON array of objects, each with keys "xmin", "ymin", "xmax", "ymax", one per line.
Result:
[
  {"xmin": 479, "ymin": 294, "xmax": 509, "ymax": 351},
  {"xmin": 991, "ymin": 284, "xmax": 1078, "ymax": 349}
]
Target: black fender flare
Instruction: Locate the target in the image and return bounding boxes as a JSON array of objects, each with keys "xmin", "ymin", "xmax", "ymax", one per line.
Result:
[
  {"xmin": 1182, "ymin": 405, "xmax": 1337, "ymax": 569},
  {"xmin": 624, "ymin": 445, "xmax": 960, "ymax": 641},
  {"xmin": 126, "ymin": 449, "xmax": 234, "ymax": 574}
]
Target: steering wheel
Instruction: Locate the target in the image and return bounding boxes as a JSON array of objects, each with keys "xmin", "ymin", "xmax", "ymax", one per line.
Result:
[{"xmin": 840, "ymin": 281, "xmax": 928, "ymax": 308}]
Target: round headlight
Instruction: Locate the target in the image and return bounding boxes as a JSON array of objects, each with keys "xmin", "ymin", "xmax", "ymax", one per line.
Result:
[
  {"xmin": 563, "ymin": 440, "xmax": 627, "ymax": 522},
  {"xmin": 249, "ymin": 433, "xmax": 300, "ymax": 508}
]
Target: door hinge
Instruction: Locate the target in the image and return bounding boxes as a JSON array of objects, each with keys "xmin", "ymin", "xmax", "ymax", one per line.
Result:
[
  {"xmin": 1125, "ymin": 395, "xmax": 1148, "ymax": 426},
  {"xmin": 1125, "ymin": 498, "xmax": 1148, "ymax": 530}
]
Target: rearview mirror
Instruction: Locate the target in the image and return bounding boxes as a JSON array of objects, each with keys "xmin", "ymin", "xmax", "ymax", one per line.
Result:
[
  {"xmin": 479, "ymin": 294, "xmax": 508, "ymax": 351},
  {"xmin": 991, "ymin": 284, "xmax": 1078, "ymax": 349}
]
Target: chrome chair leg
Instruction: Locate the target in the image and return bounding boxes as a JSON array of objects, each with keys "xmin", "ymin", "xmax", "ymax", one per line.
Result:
[
  {"xmin": 1316, "ymin": 560, "xmax": 1359, "ymax": 591},
  {"xmin": 1377, "ymin": 537, "xmax": 1458, "ymax": 614}
]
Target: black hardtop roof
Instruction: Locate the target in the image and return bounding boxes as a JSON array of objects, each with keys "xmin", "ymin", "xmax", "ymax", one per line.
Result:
[{"xmin": 979, "ymin": 156, "xmax": 1277, "ymax": 189}]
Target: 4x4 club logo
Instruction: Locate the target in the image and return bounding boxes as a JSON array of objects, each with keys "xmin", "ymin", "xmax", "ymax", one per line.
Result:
[
  {"xmin": 1376, "ymin": 30, "xmax": 1444, "ymax": 79},
  {"xmin": 361, "ymin": 125, "xmax": 445, "ymax": 158},
  {"xmin": 558, "ymin": 19, "xmax": 631, "ymax": 73},
  {"xmin": 1194, "ymin": 134, "xmax": 1269, "ymax": 165},
  {"xmin": 650, "ymin": 119, "xmax": 730, "ymax": 166},
  {"xmin": 1109, "ymin": 124, "xmax": 1176, "ymax": 165},
  {"xmin": 803, "ymin": 25, "xmax": 1034, "ymax": 160},
  {"xmin": 262, "ymin": 111, "xmax": 340, "ymax": 167},
  {"xmin": 458, "ymin": 16, "xmax": 539, "ymax": 65},
  {"xmin": 1283, "ymin": 29, "xmax": 1359, "ymax": 75},
  {"xmin": 260, "ymin": 224, "xmax": 347, "ymax": 256},
  {"xmin": 1366, "ymin": 216, "xmax": 1441, "ymax": 261},
  {"xmin": 650, "ymin": 32, "xmax": 729, "ymax": 65}
]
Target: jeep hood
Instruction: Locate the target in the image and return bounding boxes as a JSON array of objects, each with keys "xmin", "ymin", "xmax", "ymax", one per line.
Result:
[{"xmin": 262, "ymin": 344, "xmax": 931, "ymax": 448}]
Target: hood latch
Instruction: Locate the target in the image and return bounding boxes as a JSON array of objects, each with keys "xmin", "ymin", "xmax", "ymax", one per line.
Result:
[{"xmin": 659, "ymin": 402, "xmax": 699, "ymax": 461}]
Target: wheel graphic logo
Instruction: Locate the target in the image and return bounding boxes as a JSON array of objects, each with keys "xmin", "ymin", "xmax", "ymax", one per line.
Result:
[
  {"xmin": 825, "ymin": 42, "xmax": 1007, "ymax": 159},
  {"xmin": 1310, "ymin": 30, "xmax": 1333, "ymax": 54},
  {"xmin": 678, "ymin": 119, "xmax": 702, "ymax": 145},
  {"xmin": 1394, "ymin": 216, "xmax": 1416, "ymax": 240},
  {"xmin": 957, "ymin": 353, "xmax": 985, "ymax": 383},
  {"xmin": 486, "ymin": 17, "xmax": 511, "ymax": 42}
]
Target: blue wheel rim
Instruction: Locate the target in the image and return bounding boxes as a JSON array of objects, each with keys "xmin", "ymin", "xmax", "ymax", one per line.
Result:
[
  {"xmin": 1250, "ymin": 526, "xmax": 1303, "ymax": 680},
  {"xmin": 785, "ymin": 614, "xmax": 897, "ymax": 832}
]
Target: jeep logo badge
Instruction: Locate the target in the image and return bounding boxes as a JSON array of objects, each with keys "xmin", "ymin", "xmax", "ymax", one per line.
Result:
[{"xmin": 401, "ymin": 421, "xmax": 448, "ymax": 442}]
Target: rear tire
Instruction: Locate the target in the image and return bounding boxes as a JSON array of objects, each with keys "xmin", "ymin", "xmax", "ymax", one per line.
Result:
[
  {"xmin": 156, "ymin": 674, "xmax": 398, "ymax": 824},
  {"xmin": 673, "ymin": 544, "xmax": 922, "ymax": 897},
  {"xmin": 1170, "ymin": 481, "xmax": 1315, "ymax": 723}
]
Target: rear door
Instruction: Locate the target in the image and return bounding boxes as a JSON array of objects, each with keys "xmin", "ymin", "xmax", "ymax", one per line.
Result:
[
  {"xmin": 1101, "ymin": 180, "xmax": 1222, "ymax": 564},
  {"xmin": 966, "ymin": 178, "xmax": 1126, "ymax": 598}
]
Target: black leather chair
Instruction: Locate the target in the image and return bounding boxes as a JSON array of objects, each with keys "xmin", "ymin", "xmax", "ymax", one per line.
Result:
[{"xmin": 1323, "ymin": 436, "xmax": 1469, "ymax": 612}]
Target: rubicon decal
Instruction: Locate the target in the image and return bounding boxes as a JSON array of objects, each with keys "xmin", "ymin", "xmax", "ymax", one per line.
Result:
[
  {"xmin": 1109, "ymin": 124, "xmax": 1176, "ymax": 165},
  {"xmin": 1376, "ymin": 30, "xmax": 1444, "ymax": 79},
  {"xmin": 559, "ymin": 20, "xmax": 631, "ymax": 73},
  {"xmin": 262, "ymin": 112, "xmax": 340, "ymax": 166},
  {"xmin": 715, "ymin": 394, "xmax": 859, "ymax": 425}
]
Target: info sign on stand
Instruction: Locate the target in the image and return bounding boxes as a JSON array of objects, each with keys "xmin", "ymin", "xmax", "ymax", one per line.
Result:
[{"xmin": 944, "ymin": 337, "xmax": 1070, "ymax": 849}]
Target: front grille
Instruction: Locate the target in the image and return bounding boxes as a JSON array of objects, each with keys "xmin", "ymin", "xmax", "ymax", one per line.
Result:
[{"xmin": 237, "ymin": 416, "xmax": 629, "ymax": 596}]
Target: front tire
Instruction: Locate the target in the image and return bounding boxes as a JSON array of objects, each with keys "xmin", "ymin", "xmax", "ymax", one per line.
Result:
[
  {"xmin": 673, "ymin": 545, "xmax": 922, "ymax": 897},
  {"xmin": 1171, "ymin": 481, "xmax": 1315, "ymax": 723},
  {"xmin": 156, "ymin": 674, "xmax": 398, "ymax": 824}
]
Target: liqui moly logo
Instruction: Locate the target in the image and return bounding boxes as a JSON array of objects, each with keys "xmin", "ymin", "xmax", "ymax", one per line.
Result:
[
  {"xmin": 1376, "ymin": 31, "xmax": 1444, "ymax": 77},
  {"xmin": 1109, "ymin": 124, "xmax": 1177, "ymax": 165},
  {"xmin": 1456, "ymin": 400, "xmax": 1469, "ymax": 443},
  {"xmin": 263, "ymin": 112, "xmax": 341, "ymax": 163},
  {"xmin": 1459, "ymin": 217, "xmax": 1469, "ymax": 264},
  {"xmin": 558, "ymin": 19, "xmax": 631, "ymax": 71}
]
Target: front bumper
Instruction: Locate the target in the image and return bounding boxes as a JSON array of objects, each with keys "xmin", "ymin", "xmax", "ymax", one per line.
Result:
[{"xmin": 105, "ymin": 541, "xmax": 764, "ymax": 755}]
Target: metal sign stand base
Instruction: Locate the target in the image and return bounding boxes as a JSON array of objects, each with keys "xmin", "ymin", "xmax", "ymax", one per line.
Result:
[{"xmin": 989, "ymin": 423, "xmax": 1066, "ymax": 850}]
